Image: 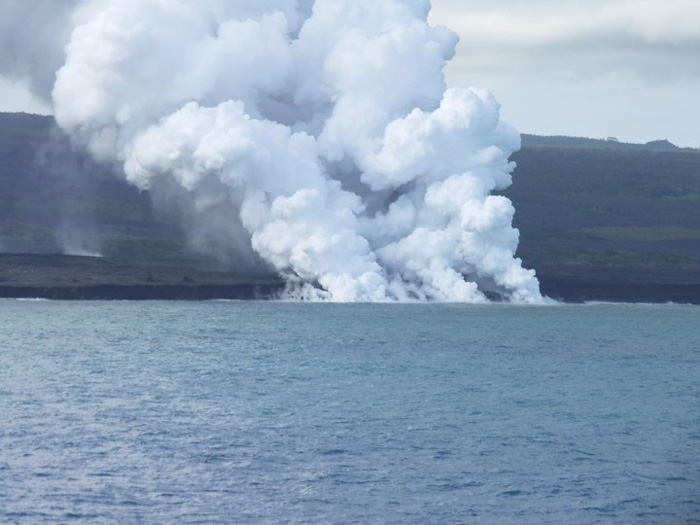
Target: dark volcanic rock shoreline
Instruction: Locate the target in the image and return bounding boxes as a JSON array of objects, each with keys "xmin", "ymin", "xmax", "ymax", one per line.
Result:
[
  {"xmin": 1, "ymin": 283, "xmax": 284, "ymax": 301},
  {"xmin": 535, "ymin": 265, "xmax": 700, "ymax": 305},
  {"xmin": 1, "ymin": 253, "xmax": 699, "ymax": 304},
  {"xmin": 0, "ymin": 254, "xmax": 285, "ymax": 301}
]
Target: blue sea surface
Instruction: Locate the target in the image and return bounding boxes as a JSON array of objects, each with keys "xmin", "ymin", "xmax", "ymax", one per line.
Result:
[{"xmin": 1, "ymin": 300, "xmax": 699, "ymax": 524}]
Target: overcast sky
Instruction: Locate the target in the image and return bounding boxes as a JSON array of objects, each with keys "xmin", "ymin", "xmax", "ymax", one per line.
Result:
[
  {"xmin": 1, "ymin": 0, "xmax": 698, "ymax": 146},
  {"xmin": 430, "ymin": 0, "xmax": 700, "ymax": 147}
]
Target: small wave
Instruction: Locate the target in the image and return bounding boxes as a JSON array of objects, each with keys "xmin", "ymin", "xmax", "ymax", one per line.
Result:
[{"xmin": 499, "ymin": 490, "xmax": 526, "ymax": 497}]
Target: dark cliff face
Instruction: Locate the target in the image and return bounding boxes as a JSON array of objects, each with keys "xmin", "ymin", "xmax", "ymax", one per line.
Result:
[
  {"xmin": 0, "ymin": 247, "xmax": 699, "ymax": 304},
  {"xmin": 504, "ymin": 138, "xmax": 700, "ymax": 303},
  {"xmin": 1, "ymin": 252, "xmax": 699, "ymax": 304},
  {"xmin": 0, "ymin": 113, "xmax": 192, "ymax": 260},
  {"xmin": 534, "ymin": 265, "xmax": 700, "ymax": 305},
  {"xmin": 2, "ymin": 114, "xmax": 700, "ymax": 303}
]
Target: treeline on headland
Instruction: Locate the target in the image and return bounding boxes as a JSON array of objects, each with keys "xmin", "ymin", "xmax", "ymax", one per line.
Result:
[{"xmin": 1, "ymin": 112, "xmax": 699, "ymax": 303}]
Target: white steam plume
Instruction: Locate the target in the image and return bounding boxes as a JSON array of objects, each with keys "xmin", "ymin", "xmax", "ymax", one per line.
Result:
[{"xmin": 17, "ymin": 0, "xmax": 545, "ymax": 302}]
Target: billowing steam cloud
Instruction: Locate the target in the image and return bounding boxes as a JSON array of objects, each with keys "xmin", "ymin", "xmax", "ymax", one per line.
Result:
[{"xmin": 6, "ymin": 0, "xmax": 544, "ymax": 302}]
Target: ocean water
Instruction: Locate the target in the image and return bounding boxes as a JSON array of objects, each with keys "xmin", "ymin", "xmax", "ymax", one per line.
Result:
[{"xmin": 1, "ymin": 300, "xmax": 699, "ymax": 524}]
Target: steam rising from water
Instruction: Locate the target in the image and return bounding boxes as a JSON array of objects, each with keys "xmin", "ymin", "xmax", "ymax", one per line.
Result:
[{"xmin": 13, "ymin": 0, "xmax": 544, "ymax": 302}]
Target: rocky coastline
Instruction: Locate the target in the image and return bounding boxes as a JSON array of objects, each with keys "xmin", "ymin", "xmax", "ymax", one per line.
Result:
[
  {"xmin": 535, "ymin": 265, "xmax": 700, "ymax": 305},
  {"xmin": 0, "ymin": 254, "xmax": 284, "ymax": 301},
  {"xmin": 1, "ymin": 253, "xmax": 698, "ymax": 304}
]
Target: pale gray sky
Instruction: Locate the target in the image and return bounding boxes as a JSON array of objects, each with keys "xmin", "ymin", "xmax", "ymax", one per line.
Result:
[
  {"xmin": 430, "ymin": 0, "xmax": 700, "ymax": 147},
  {"xmin": 1, "ymin": 0, "xmax": 698, "ymax": 146},
  {"xmin": 0, "ymin": 76, "xmax": 51, "ymax": 114}
]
